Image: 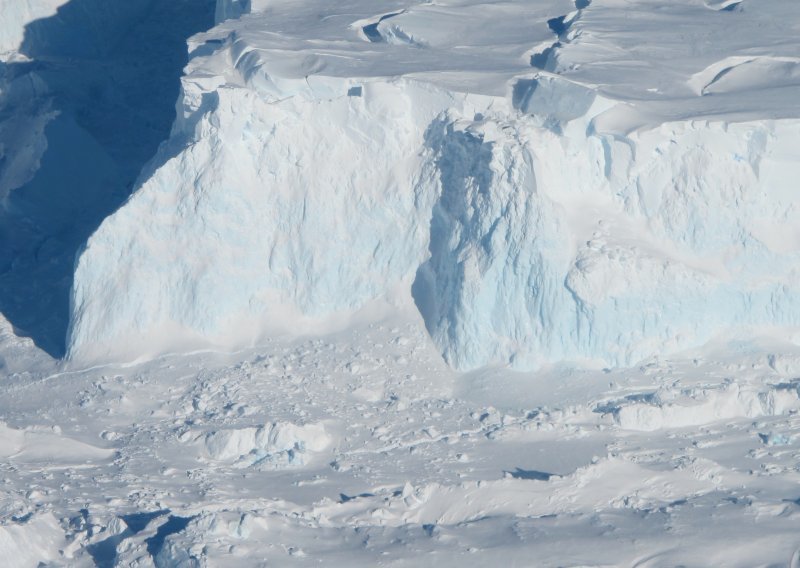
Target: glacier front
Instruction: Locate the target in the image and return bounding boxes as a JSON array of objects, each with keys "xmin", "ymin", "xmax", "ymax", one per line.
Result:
[{"xmin": 67, "ymin": 0, "xmax": 800, "ymax": 370}]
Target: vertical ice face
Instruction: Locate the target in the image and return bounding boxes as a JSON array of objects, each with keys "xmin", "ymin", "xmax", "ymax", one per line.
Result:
[
  {"xmin": 67, "ymin": 71, "xmax": 800, "ymax": 369},
  {"xmin": 413, "ymin": 116, "xmax": 576, "ymax": 370},
  {"xmin": 66, "ymin": 0, "xmax": 800, "ymax": 369},
  {"xmin": 67, "ymin": 79, "xmax": 458, "ymax": 360},
  {"xmin": 562, "ymin": 121, "xmax": 800, "ymax": 367},
  {"xmin": 415, "ymin": 113, "xmax": 800, "ymax": 370}
]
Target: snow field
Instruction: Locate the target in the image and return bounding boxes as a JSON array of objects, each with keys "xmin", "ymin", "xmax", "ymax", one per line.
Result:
[{"xmin": 6, "ymin": 317, "xmax": 800, "ymax": 565}]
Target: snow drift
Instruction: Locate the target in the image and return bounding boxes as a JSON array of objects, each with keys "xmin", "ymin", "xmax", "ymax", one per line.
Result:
[{"xmin": 67, "ymin": 0, "xmax": 800, "ymax": 370}]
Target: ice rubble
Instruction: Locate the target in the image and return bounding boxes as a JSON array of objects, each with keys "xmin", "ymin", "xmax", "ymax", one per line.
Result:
[
  {"xmin": 196, "ymin": 421, "xmax": 331, "ymax": 468},
  {"xmin": 604, "ymin": 381, "xmax": 800, "ymax": 432},
  {"xmin": 68, "ymin": 0, "xmax": 800, "ymax": 370}
]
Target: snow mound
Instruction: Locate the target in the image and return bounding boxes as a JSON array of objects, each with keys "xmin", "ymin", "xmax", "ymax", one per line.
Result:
[
  {"xmin": 0, "ymin": 512, "xmax": 64, "ymax": 568},
  {"xmin": 196, "ymin": 421, "xmax": 331, "ymax": 468},
  {"xmin": 602, "ymin": 381, "xmax": 800, "ymax": 432},
  {"xmin": 0, "ymin": 421, "xmax": 114, "ymax": 463},
  {"xmin": 313, "ymin": 457, "xmax": 718, "ymax": 527},
  {"xmin": 67, "ymin": 0, "xmax": 800, "ymax": 370}
]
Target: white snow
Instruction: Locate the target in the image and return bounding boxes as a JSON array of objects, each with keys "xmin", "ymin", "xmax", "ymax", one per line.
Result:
[
  {"xmin": 7, "ymin": 315, "xmax": 800, "ymax": 566},
  {"xmin": 0, "ymin": 512, "xmax": 64, "ymax": 567}
]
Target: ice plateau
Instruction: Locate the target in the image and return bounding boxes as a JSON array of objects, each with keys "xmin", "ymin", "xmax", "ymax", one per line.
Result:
[{"xmin": 64, "ymin": 0, "xmax": 800, "ymax": 370}]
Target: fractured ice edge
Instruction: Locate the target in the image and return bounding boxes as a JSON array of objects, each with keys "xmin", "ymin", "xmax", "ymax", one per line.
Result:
[{"xmin": 9, "ymin": 0, "xmax": 800, "ymax": 371}]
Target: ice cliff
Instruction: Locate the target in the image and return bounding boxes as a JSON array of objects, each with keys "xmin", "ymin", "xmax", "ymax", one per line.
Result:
[
  {"xmin": 67, "ymin": 0, "xmax": 800, "ymax": 370},
  {"xmin": 0, "ymin": 0, "xmax": 215, "ymax": 356}
]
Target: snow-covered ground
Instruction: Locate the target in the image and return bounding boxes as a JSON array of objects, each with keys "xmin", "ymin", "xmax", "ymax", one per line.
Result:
[
  {"xmin": 5, "ymin": 310, "xmax": 800, "ymax": 566},
  {"xmin": 2, "ymin": 0, "xmax": 800, "ymax": 566}
]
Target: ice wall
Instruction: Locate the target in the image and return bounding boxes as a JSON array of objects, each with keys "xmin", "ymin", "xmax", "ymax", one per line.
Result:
[
  {"xmin": 416, "ymin": 107, "xmax": 800, "ymax": 369},
  {"xmin": 67, "ymin": 0, "xmax": 800, "ymax": 369},
  {"xmin": 0, "ymin": 0, "xmax": 215, "ymax": 357},
  {"xmin": 68, "ymin": 75, "xmax": 462, "ymax": 360}
]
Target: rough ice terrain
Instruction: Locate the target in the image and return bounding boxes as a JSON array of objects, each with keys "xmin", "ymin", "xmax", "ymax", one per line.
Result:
[
  {"xmin": 8, "ymin": 313, "xmax": 800, "ymax": 566},
  {"xmin": 2, "ymin": 0, "xmax": 800, "ymax": 566}
]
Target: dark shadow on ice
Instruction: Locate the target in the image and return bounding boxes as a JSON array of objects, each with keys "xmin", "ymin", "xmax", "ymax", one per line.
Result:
[
  {"xmin": 505, "ymin": 468, "xmax": 553, "ymax": 481},
  {"xmin": 87, "ymin": 533, "xmax": 125, "ymax": 568},
  {"xmin": 0, "ymin": 0, "xmax": 216, "ymax": 357},
  {"xmin": 145, "ymin": 515, "xmax": 194, "ymax": 558},
  {"xmin": 362, "ymin": 11, "xmax": 404, "ymax": 43},
  {"xmin": 88, "ymin": 509, "xmax": 172, "ymax": 567},
  {"xmin": 411, "ymin": 119, "xmax": 495, "ymax": 363},
  {"xmin": 721, "ymin": 1, "xmax": 743, "ymax": 12},
  {"xmin": 547, "ymin": 15, "xmax": 569, "ymax": 36},
  {"xmin": 339, "ymin": 492, "xmax": 376, "ymax": 503},
  {"xmin": 121, "ymin": 509, "xmax": 170, "ymax": 534}
]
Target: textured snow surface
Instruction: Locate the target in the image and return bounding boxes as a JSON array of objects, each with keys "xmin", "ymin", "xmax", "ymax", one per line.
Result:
[
  {"xmin": 67, "ymin": 0, "xmax": 800, "ymax": 370},
  {"xmin": 7, "ymin": 315, "xmax": 800, "ymax": 566}
]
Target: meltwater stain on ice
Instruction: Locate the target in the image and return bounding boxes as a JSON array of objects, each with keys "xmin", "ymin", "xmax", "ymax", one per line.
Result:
[{"xmin": 0, "ymin": 0, "xmax": 216, "ymax": 357}]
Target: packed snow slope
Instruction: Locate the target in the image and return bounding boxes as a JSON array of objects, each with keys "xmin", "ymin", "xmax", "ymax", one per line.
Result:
[{"xmin": 68, "ymin": 0, "xmax": 800, "ymax": 370}]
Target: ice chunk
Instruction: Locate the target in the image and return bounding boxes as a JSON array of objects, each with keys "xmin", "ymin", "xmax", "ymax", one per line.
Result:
[
  {"xmin": 759, "ymin": 432, "xmax": 791, "ymax": 446},
  {"xmin": 200, "ymin": 421, "xmax": 331, "ymax": 468}
]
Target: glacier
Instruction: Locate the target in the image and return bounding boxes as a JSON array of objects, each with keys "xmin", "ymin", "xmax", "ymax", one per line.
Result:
[{"xmin": 66, "ymin": 0, "xmax": 800, "ymax": 370}]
